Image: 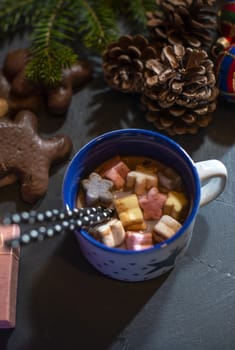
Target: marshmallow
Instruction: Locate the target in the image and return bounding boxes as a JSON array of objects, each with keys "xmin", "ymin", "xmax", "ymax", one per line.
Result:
[
  {"xmin": 126, "ymin": 231, "xmax": 153, "ymax": 251},
  {"xmin": 158, "ymin": 167, "xmax": 182, "ymax": 191},
  {"xmin": 135, "ymin": 164, "xmax": 157, "ymax": 175},
  {"xmin": 163, "ymin": 191, "xmax": 188, "ymax": 220},
  {"xmin": 81, "ymin": 172, "xmax": 113, "ymax": 206},
  {"xmin": 103, "ymin": 161, "xmax": 130, "ymax": 189},
  {"xmin": 139, "ymin": 187, "xmax": 167, "ymax": 220},
  {"xmin": 114, "ymin": 194, "xmax": 145, "ymax": 229},
  {"xmin": 153, "ymin": 215, "xmax": 182, "ymax": 242},
  {"xmin": 126, "ymin": 170, "xmax": 158, "ymax": 195},
  {"xmin": 94, "ymin": 219, "xmax": 126, "ymax": 247},
  {"xmin": 125, "ymin": 221, "xmax": 147, "ymax": 231}
]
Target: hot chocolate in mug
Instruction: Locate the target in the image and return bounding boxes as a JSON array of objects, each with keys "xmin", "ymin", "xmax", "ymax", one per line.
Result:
[{"xmin": 62, "ymin": 129, "xmax": 227, "ymax": 282}]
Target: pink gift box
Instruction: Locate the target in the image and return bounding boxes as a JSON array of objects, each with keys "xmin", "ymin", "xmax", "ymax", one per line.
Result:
[{"xmin": 0, "ymin": 224, "xmax": 20, "ymax": 328}]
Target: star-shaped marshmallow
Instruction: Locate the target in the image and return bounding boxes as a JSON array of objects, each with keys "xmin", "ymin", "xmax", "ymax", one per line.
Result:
[
  {"xmin": 139, "ymin": 187, "xmax": 167, "ymax": 220},
  {"xmin": 81, "ymin": 172, "xmax": 113, "ymax": 206}
]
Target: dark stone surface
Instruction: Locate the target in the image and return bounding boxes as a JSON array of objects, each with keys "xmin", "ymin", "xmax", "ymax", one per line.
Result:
[{"xmin": 1, "ymin": 2, "xmax": 235, "ymax": 349}]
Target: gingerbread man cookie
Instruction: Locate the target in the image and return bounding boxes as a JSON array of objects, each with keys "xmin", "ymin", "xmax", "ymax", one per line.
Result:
[
  {"xmin": 0, "ymin": 110, "xmax": 72, "ymax": 203},
  {"xmin": 0, "ymin": 68, "xmax": 44, "ymax": 115},
  {"xmin": 1, "ymin": 48, "xmax": 93, "ymax": 115}
]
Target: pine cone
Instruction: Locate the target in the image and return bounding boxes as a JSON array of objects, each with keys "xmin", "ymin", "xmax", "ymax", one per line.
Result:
[
  {"xmin": 141, "ymin": 44, "xmax": 219, "ymax": 135},
  {"xmin": 102, "ymin": 35, "xmax": 161, "ymax": 93},
  {"xmin": 146, "ymin": 0, "xmax": 217, "ymax": 50}
]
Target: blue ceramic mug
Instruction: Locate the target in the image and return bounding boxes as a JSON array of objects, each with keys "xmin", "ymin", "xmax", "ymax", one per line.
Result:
[{"xmin": 62, "ymin": 129, "xmax": 227, "ymax": 282}]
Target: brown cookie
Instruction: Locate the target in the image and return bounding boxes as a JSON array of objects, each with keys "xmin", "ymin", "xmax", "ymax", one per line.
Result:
[
  {"xmin": 47, "ymin": 61, "xmax": 93, "ymax": 114},
  {"xmin": 0, "ymin": 110, "xmax": 73, "ymax": 203},
  {"xmin": 3, "ymin": 48, "xmax": 32, "ymax": 82},
  {"xmin": 9, "ymin": 93, "xmax": 44, "ymax": 114},
  {"xmin": 1, "ymin": 49, "xmax": 93, "ymax": 115},
  {"xmin": 0, "ymin": 69, "xmax": 43, "ymax": 115},
  {"xmin": 0, "ymin": 98, "xmax": 9, "ymax": 118},
  {"xmin": 0, "ymin": 70, "xmax": 11, "ymax": 99}
]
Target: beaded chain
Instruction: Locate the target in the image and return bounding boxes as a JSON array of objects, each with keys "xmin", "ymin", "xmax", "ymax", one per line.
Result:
[{"xmin": 2, "ymin": 206, "xmax": 114, "ymax": 248}]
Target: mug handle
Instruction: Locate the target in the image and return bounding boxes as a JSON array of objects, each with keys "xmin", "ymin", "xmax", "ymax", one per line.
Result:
[{"xmin": 195, "ymin": 160, "xmax": 227, "ymax": 207}]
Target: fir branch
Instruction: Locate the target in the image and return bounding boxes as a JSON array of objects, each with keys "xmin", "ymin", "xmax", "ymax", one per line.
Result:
[
  {"xmin": 0, "ymin": 0, "xmax": 41, "ymax": 33},
  {"xmin": 75, "ymin": 0, "xmax": 119, "ymax": 53},
  {"xmin": 26, "ymin": 0, "xmax": 78, "ymax": 86},
  {"xmin": 0, "ymin": 0, "xmax": 158, "ymax": 85},
  {"xmin": 26, "ymin": 46, "xmax": 77, "ymax": 86},
  {"xmin": 121, "ymin": 0, "xmax": 157, "ymax": 31}
]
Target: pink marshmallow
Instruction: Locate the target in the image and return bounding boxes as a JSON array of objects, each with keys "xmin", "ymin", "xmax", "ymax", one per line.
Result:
[
  {"xmin": 126, "ymin": 231, "xmax": 153, "ymax": 251},
  {"xmin": 139, "ymin": 187, "xmax": 167, "ymax": 220},
  {"xmin": 114, "ymin": 161, "xmax": 130, "ymax": 178},
  {"xmin": 103, "ymin": 161, "xmax": 130, "ymax": 189}
]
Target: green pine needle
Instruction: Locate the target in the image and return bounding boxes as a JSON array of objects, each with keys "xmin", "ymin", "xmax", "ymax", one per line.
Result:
[
  {"xmin": 75, "ymin": 0, "xmax": 119, "ymax": 52},
  {"xmin": 25, "ymin": 46, "xmax": 77, "ymax": 86},
  {"xmin": 121, "ymin": 0, "xmax": 157, "ymax": 30},
  {"xmin": 0, "ymin": 0, "xmax": 157, "ymax": 85},
  {"xmin": 26, "ymin": 0, "xmax": 78, "ymax": 85},
  {"xmin": 0, "ymin": 0, "xmax": 41, "ymax": 32}
]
